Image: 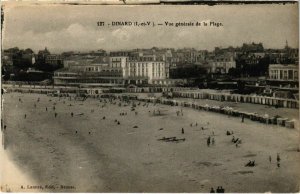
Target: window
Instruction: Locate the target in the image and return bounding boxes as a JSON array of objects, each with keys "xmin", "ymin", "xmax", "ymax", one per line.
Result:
[
  {"xmin": 283, "ymin": 70, "xmax": 288, "ymax": 80},
  {"xmin": 288, "ymin": 70, "xmax": 293, "ymax": 80},
  {"xmin": 294, "ymin": 71, "xmax": 298, "ymax": 80}
]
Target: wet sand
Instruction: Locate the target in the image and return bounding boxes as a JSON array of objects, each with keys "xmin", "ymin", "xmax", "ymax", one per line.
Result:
[{"xmin": 1, "ymin": 92, "xmax": 300, "ymax": 192}]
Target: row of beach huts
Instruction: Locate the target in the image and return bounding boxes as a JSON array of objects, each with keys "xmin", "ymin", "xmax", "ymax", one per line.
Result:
[
  {"xmin": 173, "ymin": 90, "xmax": 299, "ymax": 109},
  {"xmin": 138, "ymin": 97, "xmax": 296, "ymax": 129}
]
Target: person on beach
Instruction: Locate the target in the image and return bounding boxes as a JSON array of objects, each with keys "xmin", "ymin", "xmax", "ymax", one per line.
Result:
[
  {"xmin": 232, "ymin": 136, "xmax": 235, "ymax": 142},
  {"xmin": 46, "ymin": 107, "xmax": 48, "ymax": 111},
  {"xmin": 269, "ymin": 155, "xmax": 272, "ymax": 163},
  {"xmin": 207, "ymin": 136, "xmax": 211, "ymax": 146},
  {"xmin": 24, "ymin": 114, "xmax": 27, "ymax": 119},
  {"xmin": 55, "ymin": 113, "xmax": 57, "ymax": 118},
  {"xmin": 210, "ymin": 188, "xmax": 215, "ymax": 193},
  {"xmin": 277, "ymin": 153, "xmax": 281, "ymax": 162},
  {"xmin": 220, "ymin": 186, "xmax": 225, "ymax": 193},
  {"xmin": 245, "ymin": 160, "xmax": 251, "ymax": 167},
  {"xmin": 182, "ymin": 128, "xmax": 185, "ymax": 134},
  {"xmin": 71, "ymin": 112, "xmax": 74, "ymax": 117}
]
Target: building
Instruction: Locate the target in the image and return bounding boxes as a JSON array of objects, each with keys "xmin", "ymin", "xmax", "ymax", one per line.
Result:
[
  {"xmin": 37, "ymin": 47, "xmax": 50, "ymax": 63},
  {"xmin": 238, "ymin": 42, "xmax": 264, "ymax": 53},
  {"xmin": 266, "ymin": 64, "xmax": 299, "ymax": 98},
  {"xmin": 170, "ymin": 48, "xmax": 207, "ymax": 64},
  {"xmin": 64, "ymin": 58, "xmax": 92, "ymax": 69},
  {"xmin": 125, "ymin": 56, "xmax": 168, "ymax": 85},
  {"xmin": 109, "ymin": 56, "xmax": 129, "ymax": 78},
  {"xmin": 54, "ymin": 53, "xmax": 173, "ymax": 87},
  {"xmin": 45, "ymin": 54, "xmax": 64, "ymax": 66},
  {"xmin": 268, "ymin": 64, "xmax": 298, "ymax": 81},
  {"xmin": 54, "ymin": 56, "xmax": 124, "ymax": 86},
  {"xmin": 110, "ymin": 49, "xmax": 170, "ymax": 85},
  {"xmin": 209, "ymin": 54, "xmax": 236, "ymax": 74}
]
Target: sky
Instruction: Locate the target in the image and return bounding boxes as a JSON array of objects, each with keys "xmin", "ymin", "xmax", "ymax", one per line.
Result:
[{"xmin": 2, "ymin": 3, "xmax": 299, "ymax": 53}]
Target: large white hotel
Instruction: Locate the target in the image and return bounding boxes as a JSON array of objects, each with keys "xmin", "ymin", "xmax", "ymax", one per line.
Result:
[{"xmin": 53, "ymin": 54, "xmax": 173, "ymax": 87}]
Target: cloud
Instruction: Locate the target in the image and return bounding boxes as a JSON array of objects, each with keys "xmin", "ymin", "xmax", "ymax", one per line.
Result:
[
  {"xmin": 66, "ymin": 23, "xmax": 89, "ymax": 38},
  {"xmin": 177, "ymin": 30, "xmax": 191, "ymax": 38},
  {"xmin": 112, "ymin": 28, "xmax": 130, "ymax": 41},
  {"xmin": 4, "ymin": 23, "xmax": 110, "ymax": 52}
]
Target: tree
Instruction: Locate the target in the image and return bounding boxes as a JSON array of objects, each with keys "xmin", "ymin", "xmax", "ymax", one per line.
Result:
[
  {"xmin": 24, "ymin": 48, "xmax": 34, "ymax": 54},
  {"xmin": 228, "ymin": 68, "xmax": 242, "ymax": 77},
  {"xmin": 12, "ymin": 50, "xmax": 32, "ymax": 70}
]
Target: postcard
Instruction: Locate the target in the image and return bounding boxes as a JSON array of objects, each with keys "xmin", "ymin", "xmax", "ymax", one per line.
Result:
[{"xmin": 1, "ymin": 3, "xmax": 299, "ymax": 193}]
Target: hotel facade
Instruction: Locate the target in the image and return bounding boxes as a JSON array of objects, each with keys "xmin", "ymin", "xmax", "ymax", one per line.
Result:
[
  {"xmin": 268, "ymin": 64, "xmax": 298, "ymax": 81},
  {"xmin": 53, "ymin": 55, "xmax": 172, "ymax": 87}
]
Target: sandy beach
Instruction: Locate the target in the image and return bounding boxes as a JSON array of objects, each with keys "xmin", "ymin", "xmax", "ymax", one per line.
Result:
[{"xmin": 1, "ymin": 92, "xmax": 299, "ymax": 192}]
